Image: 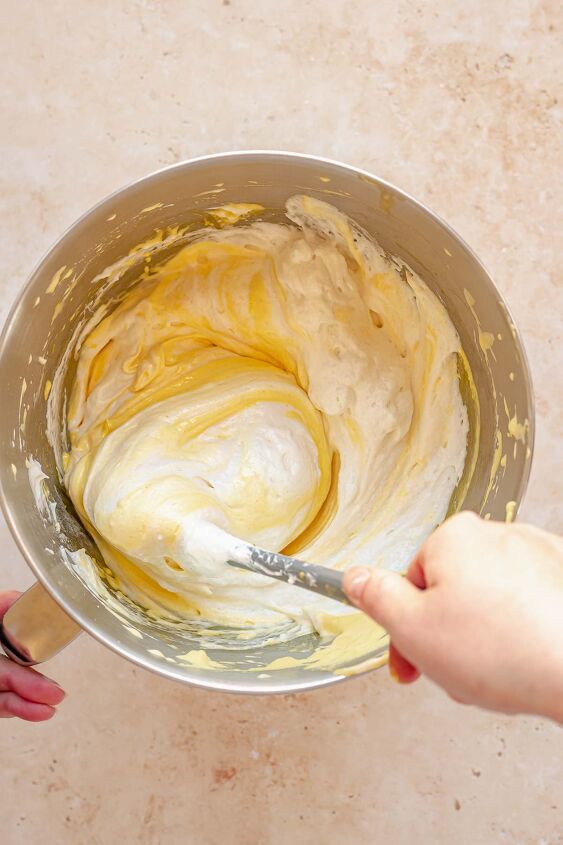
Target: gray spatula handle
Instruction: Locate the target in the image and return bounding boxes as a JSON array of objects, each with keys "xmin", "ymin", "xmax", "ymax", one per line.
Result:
[{"xmin": 227, "ymin": 546, "xmax": 351, "ymax": 606}]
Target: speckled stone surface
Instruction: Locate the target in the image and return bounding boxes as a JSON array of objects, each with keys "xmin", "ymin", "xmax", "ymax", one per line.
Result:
[{"xmin": 1, "ymin": 2, "xmax": 562, "ymax": 843}]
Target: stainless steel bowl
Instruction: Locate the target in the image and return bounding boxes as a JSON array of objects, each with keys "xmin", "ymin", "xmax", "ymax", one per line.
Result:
[{"xmin": 0, "ymin": 151, "xmax": 534, "ymax": 693}]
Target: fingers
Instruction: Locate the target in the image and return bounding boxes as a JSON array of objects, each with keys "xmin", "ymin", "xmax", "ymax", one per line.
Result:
[
  {"xmin": 406, "ymin": 555, "xmax": 426, "ymax": 589},
  {"xmin": 0, "ymin": 591, "xmax": 22, "ymax": 619},
  {"xmin": 343, "ymin": 567, "xmax": 424, "ymax": 638},
  {"xmin": 0, "ymin": 691, "xmax": 56, "ymax": 721},
  {"xmin": 0, "ymin": 593, "xmax": 65, "ymax": 722},
  {"xmin": 0, "ymin": 657, "xmax": 65, "ymax": 706},
  {"xmin": 388, "ymin": 642, "xmax": 420, "ymax": 684},
  {"xmin": 343, "ymin": 569, "xmax": 422, "ymax": 686}
]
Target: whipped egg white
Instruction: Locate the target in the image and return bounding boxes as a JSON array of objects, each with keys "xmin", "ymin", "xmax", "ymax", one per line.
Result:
[{"xmin": 65, "ymin": 195, "xmax": 468, "ymax": 637}]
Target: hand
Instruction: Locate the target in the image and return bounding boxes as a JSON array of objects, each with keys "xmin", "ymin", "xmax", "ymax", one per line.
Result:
[
  {"xmin": 343, "ymin": 513, "xmax": 563, "ymax": 721},
  {"xmin": 0, "ymin": 591, "xmax": 66, "ymax": 721}
]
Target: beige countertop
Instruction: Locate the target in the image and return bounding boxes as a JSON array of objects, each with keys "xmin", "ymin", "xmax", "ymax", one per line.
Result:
[{"xmin": 1, "ymin": 2, "xmax": 562, "ymax": 843}]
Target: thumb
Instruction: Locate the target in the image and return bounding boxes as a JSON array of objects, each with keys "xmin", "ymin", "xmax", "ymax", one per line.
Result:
[{"xmin": 343, "ymin": 567, "xmax": 424, "ymax": 637}]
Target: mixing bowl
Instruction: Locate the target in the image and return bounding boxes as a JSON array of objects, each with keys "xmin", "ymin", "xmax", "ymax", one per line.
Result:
[{"xmin": 0, "ymin": 151, "xmax": 534, "ymax": 692}]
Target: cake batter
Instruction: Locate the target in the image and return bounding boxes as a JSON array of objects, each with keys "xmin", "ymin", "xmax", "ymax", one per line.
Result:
[{"xmin": 65, "ymin": 195, "xmax": 468, "ymax": 638}]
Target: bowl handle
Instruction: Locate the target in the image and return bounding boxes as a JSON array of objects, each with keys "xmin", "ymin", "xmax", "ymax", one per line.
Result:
[{"xmin": 0, "ymin": 582, "xmax": 81, "ymax": 666}]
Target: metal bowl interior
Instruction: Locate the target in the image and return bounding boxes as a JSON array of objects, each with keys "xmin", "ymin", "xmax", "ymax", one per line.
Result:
[{"xmin": 0, "ymin": 152, "xmax": 534, "ymax": 692}]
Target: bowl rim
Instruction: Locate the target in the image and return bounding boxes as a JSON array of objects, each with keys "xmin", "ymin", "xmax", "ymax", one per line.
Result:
[{"xmin": 0, "ymin": 149, "xmax": 535, "ymax": 693}]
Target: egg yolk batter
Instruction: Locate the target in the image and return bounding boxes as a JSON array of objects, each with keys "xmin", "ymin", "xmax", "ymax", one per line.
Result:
[{"xmin": 65, "ymin": 195, "xmax": 468, "ymax": 638}]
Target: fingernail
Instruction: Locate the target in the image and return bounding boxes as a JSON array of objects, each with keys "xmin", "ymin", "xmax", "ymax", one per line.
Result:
[
  {"xmin": 389, "ymin": 663, "xmax": 401, "ymax": 683},
  {"xmin": 345, "ymin": 567, "xmax": 371, "ymax": 602}
]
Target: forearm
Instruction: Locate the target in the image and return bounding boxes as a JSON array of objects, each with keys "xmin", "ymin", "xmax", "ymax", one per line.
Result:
[{"xmin": 538, "ymin": 643, "xmax": 563, "ymax": 724}]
